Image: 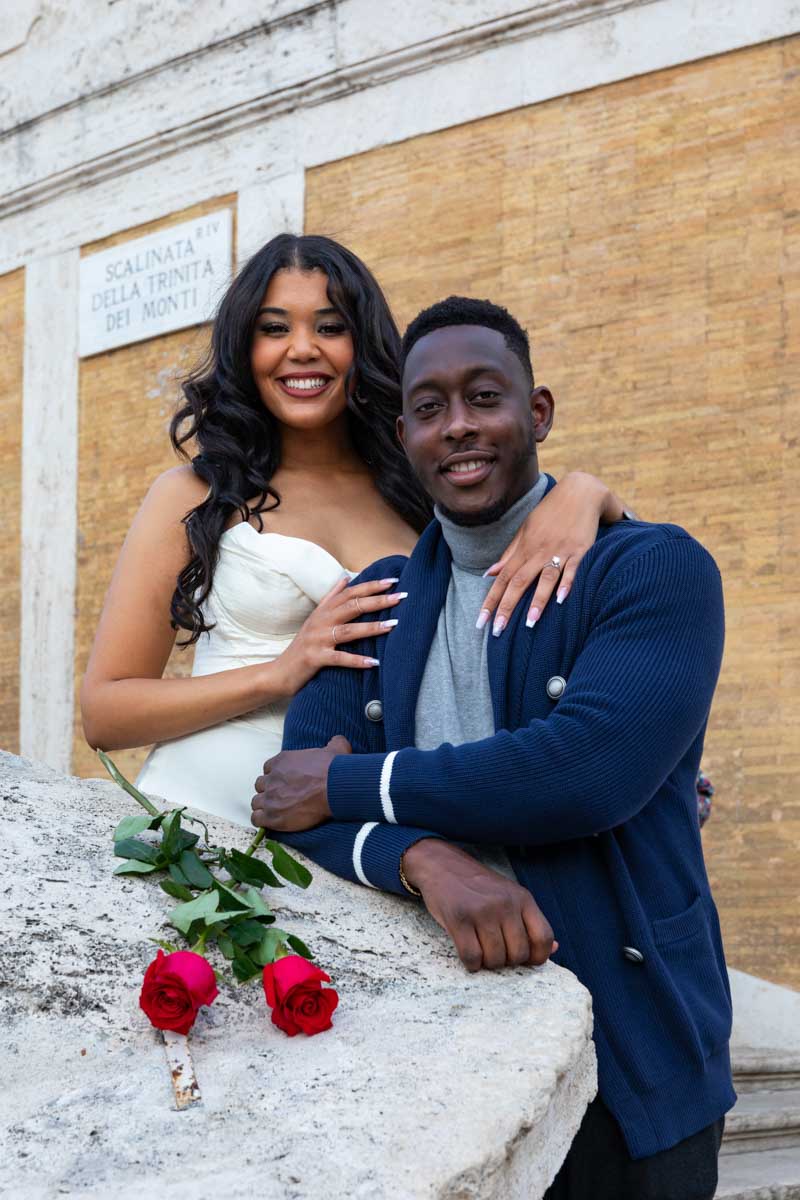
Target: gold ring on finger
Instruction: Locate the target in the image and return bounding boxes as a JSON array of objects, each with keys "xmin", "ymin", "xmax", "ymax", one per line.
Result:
[
  {"xmin": 355, "ymin": 597, "xmax": 363, "ymax": 615},
  {"xmin": 332, "ymin": 625, "xmax": 340, "ymax": 645}
]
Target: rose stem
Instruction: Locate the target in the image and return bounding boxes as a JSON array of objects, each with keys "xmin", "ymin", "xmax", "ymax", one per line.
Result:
[
  {"xmin": 190, "ymin": 929, "xmax": 209, "ymax": 955},
  {"xmin": 244, "ymin": 829, "xmax": 265, "ymax": 858},
  {"xmin": 97, "ymin": 749, "xmax": 161, "ymax": 817}
]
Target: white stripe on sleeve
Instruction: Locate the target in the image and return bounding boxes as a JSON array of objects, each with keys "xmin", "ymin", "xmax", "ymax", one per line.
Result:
[
  {"xmin": 352, "ymin": 822, "xmax": 379, "ymax": 888},
  {"xmin": 379, "ymin": 750, "xmax": 399, "ymax": 824}
]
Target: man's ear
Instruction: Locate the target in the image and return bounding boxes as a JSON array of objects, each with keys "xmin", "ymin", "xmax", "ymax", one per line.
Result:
[
  {"xmin": 530, "ymin": 387, "xmax": 554, "ymax": 443},
  {"xmin": 396, "ymin": 414, "xmax": 407, "ymax": 452}
]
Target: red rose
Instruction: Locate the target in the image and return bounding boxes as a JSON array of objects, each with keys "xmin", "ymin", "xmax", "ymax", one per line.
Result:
[
  {"xmin": 139, "ymin": 950, "xmax": 219, "ymax": 1035},
  {"xmin": 262, "ymin": 955, "xmax": 339, "ymax": 1037}
]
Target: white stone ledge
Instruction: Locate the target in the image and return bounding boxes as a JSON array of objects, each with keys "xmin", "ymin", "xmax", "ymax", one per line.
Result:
[{"xmin": 0, "ymin": 751, "xmax": 596, "ymax": 1199}]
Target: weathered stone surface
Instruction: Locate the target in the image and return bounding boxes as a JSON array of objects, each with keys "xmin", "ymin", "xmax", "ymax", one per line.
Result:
[
  {"xmin": 0, "ymin": 751, "xmax": 595, "ymax": 1199},
  {"xmin": 729, "ymin": 970, "xmax": 800, "ymax": 1075}
]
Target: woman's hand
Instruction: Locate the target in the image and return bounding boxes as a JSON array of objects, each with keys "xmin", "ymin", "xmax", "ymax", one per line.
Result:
[
  {"xmin": 479, "ymin": 472, "xmax": 628, "ymax": 634},
  {"xmin": 278, "ymin": 575, "xmax": 406, "ymax": 694}
]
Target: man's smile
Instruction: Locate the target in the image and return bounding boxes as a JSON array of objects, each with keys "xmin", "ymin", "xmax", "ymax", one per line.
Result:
[{"xmin": 440, "ymin": 451, "xmax": 497, "ymax": 487}]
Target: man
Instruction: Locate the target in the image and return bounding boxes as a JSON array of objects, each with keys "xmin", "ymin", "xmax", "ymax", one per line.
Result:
[{"xmin": 251, "ymin": 296, "xmax": 734, "ymax": 1199}]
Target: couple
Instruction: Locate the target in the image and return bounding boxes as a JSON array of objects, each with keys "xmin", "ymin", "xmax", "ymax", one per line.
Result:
[
  {"xmin": 82, "ymin": 236, "xmax": 732, "ymax": 1198},
  {"xmin": 81, "ymin": 235, "xmax": 632, "ymax": 820}
]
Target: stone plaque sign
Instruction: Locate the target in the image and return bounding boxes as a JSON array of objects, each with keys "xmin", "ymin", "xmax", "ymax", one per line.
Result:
[{"xmin": 79, "ymin": 209, "xmax": 233, "ymax": 356}]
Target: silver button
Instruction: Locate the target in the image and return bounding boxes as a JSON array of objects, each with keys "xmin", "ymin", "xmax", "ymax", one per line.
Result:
[
  {"xmin": 622, "ymin": 946, "xmax": 644, "ymax": 964},
  {"xmin": 365, "ymin": 700, "xmax": 383, "ymax": 723},
  {"xmin": 546, "ymin": 675, "xmax": 566, "ymax": 700}
]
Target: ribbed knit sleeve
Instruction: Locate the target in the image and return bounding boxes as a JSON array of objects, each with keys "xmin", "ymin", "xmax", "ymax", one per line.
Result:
[
  {"xmin": 327, "ymin": 536, "xmax": 724, "ymax": 844},
  {"xmin": 274, "ymin": 821, "xmax": 442, "ymax": 895}
]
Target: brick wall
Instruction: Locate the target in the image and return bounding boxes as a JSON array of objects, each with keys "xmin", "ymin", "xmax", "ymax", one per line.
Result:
[
  {"xmin": 0, "ymin": 269, "xmax": 24, "ymax": 754},
  {"xmin": 72, "ymin": 196, "xmax": 236, "ymax": 781},
  {"xmin": 305, "ymin": 38, "xmax": 800, "ymax": 988}
]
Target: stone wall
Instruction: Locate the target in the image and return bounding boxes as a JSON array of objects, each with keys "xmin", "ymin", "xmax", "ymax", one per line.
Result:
[
  {"xmin": 305, "ymin": 36, "xmax": 800, "ymax": 989},
  {"xmin": 0, "ymin": 751, "xmax": 595, "ymax": 1199}
]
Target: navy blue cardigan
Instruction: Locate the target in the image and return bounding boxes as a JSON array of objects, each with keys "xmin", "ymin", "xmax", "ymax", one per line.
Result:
[{"xmin": 278, "ymin": 486, "xmax": 735, "ymax": 1158}]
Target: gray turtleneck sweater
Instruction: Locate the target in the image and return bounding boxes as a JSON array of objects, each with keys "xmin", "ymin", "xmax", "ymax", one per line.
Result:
[{"xmin": 414, "ymin": 474, "xmax": 549, "ymax": 751}]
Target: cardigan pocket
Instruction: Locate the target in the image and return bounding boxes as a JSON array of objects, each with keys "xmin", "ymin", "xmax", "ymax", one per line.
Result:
[{"xmin": 651, "ymin": 894, "xmax": 732, "ymax": 1062}]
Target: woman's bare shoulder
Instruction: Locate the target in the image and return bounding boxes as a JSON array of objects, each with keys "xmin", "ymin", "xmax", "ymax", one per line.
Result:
[{"xmin": 141, "ymin": 464, "xmax": 209, "ymax": 522}]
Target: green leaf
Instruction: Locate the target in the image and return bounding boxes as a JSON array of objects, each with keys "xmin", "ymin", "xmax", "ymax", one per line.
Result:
[
  {"xmin": 168, "ymin": 889, "xmax": 219, "ymax": 936},
  {"xmin": 216, "ymin": 932, "xmax": 235, "ymax": 960},
  {"xmin": 203, "ymin": 907, "xmax": 272, "ymax": 929},
  {"xmin": 159, "ymin": 809, "xmax": 185, "ymax": 861},
  {"xmin": 231, "ymin": 947, "xmax": 262, "ymax": 984},
  {"xmin": 266, "ymin": 840, "xmax": 313, "ymax": 889},
  {"xmin": 227, "ymin": 848, "xmax": 283, "ymax": 889},
  {"xmin": 240, "ymin": 886, "xmax": 274, "ymax": 918},
  {"xmin": 212, "ymin": 879, "xmax": 250, "ymax": 912},
  {"xmin": 228, "ymin": 919, "xmax": 268, "ymax": 948},
  {"xmin": 286, "ymin": 933, "xmax": 314, "ymax": 961},
  {"xmin": 177, "ymin": 849, "xmax": 214, "ymax": 889},
  {"xmin": 224, "ymin": 855, "xmax": 273, "ymax": 889},
  {"xmin": 114, "ymin": 837, "xmax": 161, "ymax": 865},
  {"xmin": 113, "ymin": 859, "xmax": 160, "ymax": 875},
  {"xmin": 113, "ymin": 814, "xmax": 152, "ymax": 842},
  {"xmin": 222, "ymin": 856, "xmax": 252, "ymax": 886},
  {"xmin": 250, "ymin": 927, "xmax": 283, "ymax": 966},
  {"xmin": 202, "ymin": 910, "xmax": 240, "ymax": 927},
  {"xmin": 160, "ymin": 879, "xmax": 195, "ymax": 902},
  {"xmin": 168, "ymin": 861, "xmax": 190, "ymax": 886},
  {"xmin": 175, "ymin": 829, "xmax": 200, "ymax": 852}
]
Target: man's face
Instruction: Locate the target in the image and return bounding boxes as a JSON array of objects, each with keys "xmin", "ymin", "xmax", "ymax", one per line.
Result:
[{"xmin": 398, "ymin": 324, "xmax": 554, "ymax": 525}]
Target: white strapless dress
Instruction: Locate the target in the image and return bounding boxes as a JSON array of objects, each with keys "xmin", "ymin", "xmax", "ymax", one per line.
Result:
[{"xmin": 135, "ymin": 524, "xmax": 352, "ymax": 827}]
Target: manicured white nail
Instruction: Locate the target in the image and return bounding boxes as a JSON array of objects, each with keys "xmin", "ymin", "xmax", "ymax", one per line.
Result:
[
  {"xmin": 525, "ymin": 606, "xmax": 541, "ymax": 629},
  {"xmin": 492, "ymin": 615, "xmax": 507, "ymax": 637},
  {"xmin": 482, "ymin": 562, "xmax": 501, "ymax": 579},
  {"xmin": 556, "ymin": 587, "xmax": 569, "ymax": 605},
  {"xmin": 388, "ymin": 591, "xmax": 408, "ymax": 601},
  {"xmin": 365, "ymin": 658, "xmax": 380, "ymax": 666},
  {"xmin": 380, "ymin": 619, "xmax": 399, "ymax": 628},
  {"xmin": 476, "ymin": 609, "xmax": 491, "ymax": 630},
  {"xmin": 382, "ymin": 577, "xmax": 400, "ymax": 585}
]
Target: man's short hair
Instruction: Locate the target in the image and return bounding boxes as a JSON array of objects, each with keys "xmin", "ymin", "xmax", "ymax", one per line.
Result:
[{"xmin": 401, "ymin": 295, "xmax": 534, "ymax": 386}]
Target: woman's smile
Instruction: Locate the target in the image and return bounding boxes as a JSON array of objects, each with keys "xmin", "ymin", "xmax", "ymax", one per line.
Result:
[{"xmin": 277, "ymin": 372, "xmax": 334, "ymax": 399}]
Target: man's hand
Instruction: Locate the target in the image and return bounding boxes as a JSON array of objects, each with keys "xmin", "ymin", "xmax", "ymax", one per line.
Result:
[
  {"xmin": 402, "ymin": 839, "xmax": 557, "ymax": 972},
  {"xmin": 250, "ymin": 736, "xmax": 352, "ymax": 832}
]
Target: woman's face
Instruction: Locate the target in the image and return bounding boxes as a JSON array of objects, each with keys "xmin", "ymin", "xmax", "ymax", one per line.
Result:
[{"xmin": 250, "ymin": 268, "xmax": 355, "ymax": 431}]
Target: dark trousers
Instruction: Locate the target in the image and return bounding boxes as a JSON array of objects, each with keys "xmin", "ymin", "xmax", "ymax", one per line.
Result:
[{"xmin": 544, "ymin": 1097, "xmax": 725, "ymax": 1200}]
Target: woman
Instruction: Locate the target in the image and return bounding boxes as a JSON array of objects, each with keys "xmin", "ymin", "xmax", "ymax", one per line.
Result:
[{"xmin": 80, "ymin": 235, "xmax": 628, "ymax": 825}]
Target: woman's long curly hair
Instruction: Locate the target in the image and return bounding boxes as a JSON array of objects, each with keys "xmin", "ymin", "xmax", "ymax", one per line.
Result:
[{"xmin": 169, "ymin": 233, "xmax": 431, "ymax": 645}]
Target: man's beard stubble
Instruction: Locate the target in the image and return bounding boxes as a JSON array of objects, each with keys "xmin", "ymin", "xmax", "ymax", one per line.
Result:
[
  {"xmin": 437, "ymin": 437, "xmax": 538, "ymax": 528},
  {"xmin": 438, "ymin": 497, "xmax": 514, "ymax": 527}
]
